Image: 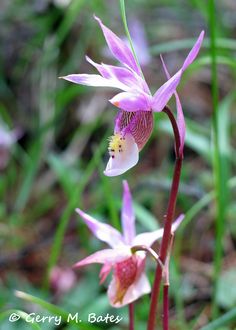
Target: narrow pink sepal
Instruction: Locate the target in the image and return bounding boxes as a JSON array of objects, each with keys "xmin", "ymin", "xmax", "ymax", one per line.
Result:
[
  {"xmin": 121, "ymin": 180, "xmax": 136, "ymax": 244},
  {"xmin": 160, "ymin": 55, "xmax": 185, "ymax": 154},
  {"xmin": 86, "ymin": 56, "xmax": 143, "ymax": 91},
  {"xmin": 182, "ymin": 31, "xmax": 205, "ymax": 71},
  {"xmin": 152, "ymin": 31, "xmax": 204, "ymax": 113},
  {"xmin": 73, "ymin": 248, "xmax": 130, "ymax": 268},
  {"xmin": 94, "ymin": 15, "xmax": 140, "ymax": 74},
  {"xmin": 60, "ymin": 73, "xmax": 125, "ymax": 90},
  {"xmin": 76, "ymin": 208, "xmax": 124, "ymax": 248},
  {"xmin": 132, "ymin": 214, "xmax": 185, "ymax": 247},
  {"xmin": 152, "ymin": 69, "xmax": 182, "ymax": 112}
]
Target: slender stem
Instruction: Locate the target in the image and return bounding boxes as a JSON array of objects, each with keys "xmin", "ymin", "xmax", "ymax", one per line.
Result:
[
  {"xmin": 131, "ymin": 245, "xmax": 163, "ymax": 267},
  {"xmin": 147, "ymin": 107, "xmax": 183, "ymax": 330},
  {"xmin": 163, "ymin": 234, "xmax": 174, "ymax": 330},
  {"xmin": 119, "ymin": 0, "xmax": 145, "ymax": 79},
  {"xmin": 163, "ymin": 106, "xmax": 181, "ymax": 157},
  {"xmin": 208, "ymin": 0, "xmax": 225, "ymax": 318},
  {"xmin": 163, "ymin": 285, "xmax": 169, "ymax": 330},
  {"xmin": 129, "ymin": 303, "xmax": 135, "ymax": 330}
]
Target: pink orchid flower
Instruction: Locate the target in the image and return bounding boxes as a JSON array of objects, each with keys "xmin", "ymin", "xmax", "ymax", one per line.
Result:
[
  {"xmin": 61, "ymin": 16, "xmax": 204, "ymax": 176},
  {"xmin": 74, "ymin": 181, "xmax": 184, "ymax": 307}
]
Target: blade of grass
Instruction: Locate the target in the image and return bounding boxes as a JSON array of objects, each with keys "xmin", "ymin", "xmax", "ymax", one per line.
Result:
[
  {"xmin": 200, "ymin": 306, "xmax": 236, "ymax": 330},
  {"xmin": 15, "ymin": 291, "xmax": 100, "ymax": 330},
  {"xmin": 56, "ymin": 0, "xmax": 86, "ymax": 47},
  {"xmin": 208, "ymin": 0, "xmax": 229, "ymax": 317},
  {"xmin": 158, "ymin": 117, "xmax": 211, "ymax": 162},
  {"xmin": 119, "ymin": 0, "xmax": 144, "ymax": 79},
  {"xmin": 44, "ymin": 132, "xmax": 108, "ymax": 290},
  {"xmin": 150, "ymin": 37, "xmax": 236, "ymax": 55},
  {"xmin": 0, "ymin": 309, "xmax": 41, "ymax": 330},
  {"xmin": 14, "ymin": 139, "xmax": 43, "ymax": 212},
  {"xmin": 98, "ymin": 162, "xmax": 120, "ymax": 230}
]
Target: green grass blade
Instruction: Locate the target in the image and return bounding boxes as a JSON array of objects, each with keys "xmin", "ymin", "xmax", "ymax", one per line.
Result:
[
  {"xmin": 56, "ymin": 0, "xmax": 86, "ymax": 47},
  {"xmin": 15, "ymin": 291, "xmax": 100, "ymax": 330},
  {"xmin": 119, "ymin": 0, "xmax": 144, "ymax": 79},
  {"xmin": 200, "ymin": 306, "xmax": 236, "ymax": 330},
  {"xmin": 0, "ymin": 309, "xmax": 41, "ymax": 330},
  {"xmin": 44, "ymin": 134, "xmax": 108, "ymax": 289},
  {"xmin": 15, "ymin": 140, "xmax": 43, "ymax": 212},
  {"xmin": 208, "ymin": 0, "xmax": 231, "ymax": 317},
  {"xmin": 150, "ymin": 37, "xmax": 236, "ymax": 55}
]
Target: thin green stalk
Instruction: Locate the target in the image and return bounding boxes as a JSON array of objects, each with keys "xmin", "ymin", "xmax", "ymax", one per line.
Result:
[
  {"xmin": 98, "ymin": 165, "xmax": 120, "ymax": 230},
  {"xmin": 200, "ymin": 306, "xmax": 236, "ymax": 330},
  {"xmin": 15, "ymin": 291, "xmax": 100, "ymax": 330},
  {"xmin": 150, "ymin": 37, "xmax": 236, "ymax": 55},
  {"xmin": 208, "ymin": 0, "xmax": 228, "ymax": 317},
  {"xmin": 0, "ymin": 310, "xmax": 41, "ymax": 330},
  {"xmin": 44, "ymin": 135, "xmax": 108, "ymax": 290},
  {"xmin": 119, "ymin": 0, "xmax": 145, "ymax": 79}
]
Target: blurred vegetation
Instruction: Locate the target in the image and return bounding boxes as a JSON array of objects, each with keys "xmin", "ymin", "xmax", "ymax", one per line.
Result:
[{"xmin": 0, "ymin": 0, "xmax": 236, "ymax": 329}]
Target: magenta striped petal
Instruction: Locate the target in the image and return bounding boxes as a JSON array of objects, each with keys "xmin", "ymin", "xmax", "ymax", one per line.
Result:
[
  {"xmin": 110, "ymin": 92, "xmax": 151, "ymax": 112},
  {"xmin": 115, "ymin": 110, "xmax": 154, "ymax": 151},
  {"xmin": 94, "ymin": 15, "xmax": 140, "ymax": 74},
  {"xmin": 76, "ymin": 208, "xmax": 124, "ymax": 248},
  {"xmin": 108, "ymin": 272, "xmax": 150, "ymax": 307},
  {"xmin": 121, "ymin": 181, "xmax": 135, "ymax": 244}
]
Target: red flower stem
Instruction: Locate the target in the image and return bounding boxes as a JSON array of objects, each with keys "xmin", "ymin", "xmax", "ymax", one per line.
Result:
[
  {"xmin": 129, "ymin": 303, "xmax": 135, "ymax": 330},
  {"xmin": 147, "ymin": 106, "xmax": 183, "ymax": 330},
  {"xmin": 163, "ymin": 285, "xmax": 169, "ymax": 330},
  {"xmin": 163, "ymin": 234, "xmax": 173, "ymax": 330}
]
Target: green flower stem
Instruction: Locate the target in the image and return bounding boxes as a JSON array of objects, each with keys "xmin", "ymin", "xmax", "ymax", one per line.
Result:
[
  {"xmin": 208, "ymin": 0, "xmax": 227, "ymax": 317},
  {"xmin": 119, "ymin": 0, "xmax": 145, "ymax": 79}
]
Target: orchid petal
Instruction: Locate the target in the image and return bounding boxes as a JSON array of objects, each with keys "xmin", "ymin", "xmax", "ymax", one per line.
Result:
[
  {"xmin": 94, "ymin": 15, "xmax": 140, "ymax": 74},
  {"xmin": 114, "ymin": 110, "xmax": 154, "ymax": 151},
  {"xmin": 152, "ymin": 69, "xmax": 182, "ymax": 112},
  {"xmin": 110, "ymin": 92, "xmax": 151, "ymax": 112},
  {"xmin": 76, "ymin": 208, "xmax": 124, "ymax": 248},
  {"xmin": 152, "ymin": 31, "xmax": 204, "ymax": 113},
  {"xmin": 86, "ymin": 56, "xmax": 144, "ymax": 91},
  {"xmin": 60, "ymin": 74, "xmax": 125, "ymax": 90},
  {"xmin": 121, "ymin": 181, "xmax": 135, "ymax": 244},
  {"xmin": 73, "ymin": 248, "xmax": 130, "ymax": 268},
  {"xmin": 104, "ymin": 133, "xmax": 139, "ymax": 177},
  {"xmin": 99, "ymin": 264, "xmax": 112, "ymax": 284},
  {"xmin": 160, "ymin": 55, "xmax": 185, "ymax": 154},
  {"xmin": 132, "ymin": 214, "xmax": 185, "ymax": 247},
  {"xmin": 108, "ymin": 273, "xmax": 151, "ymax": 307},
  {"xmin": 182, "ymin": 31, "xmax": 205, "ymax": 71}
]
